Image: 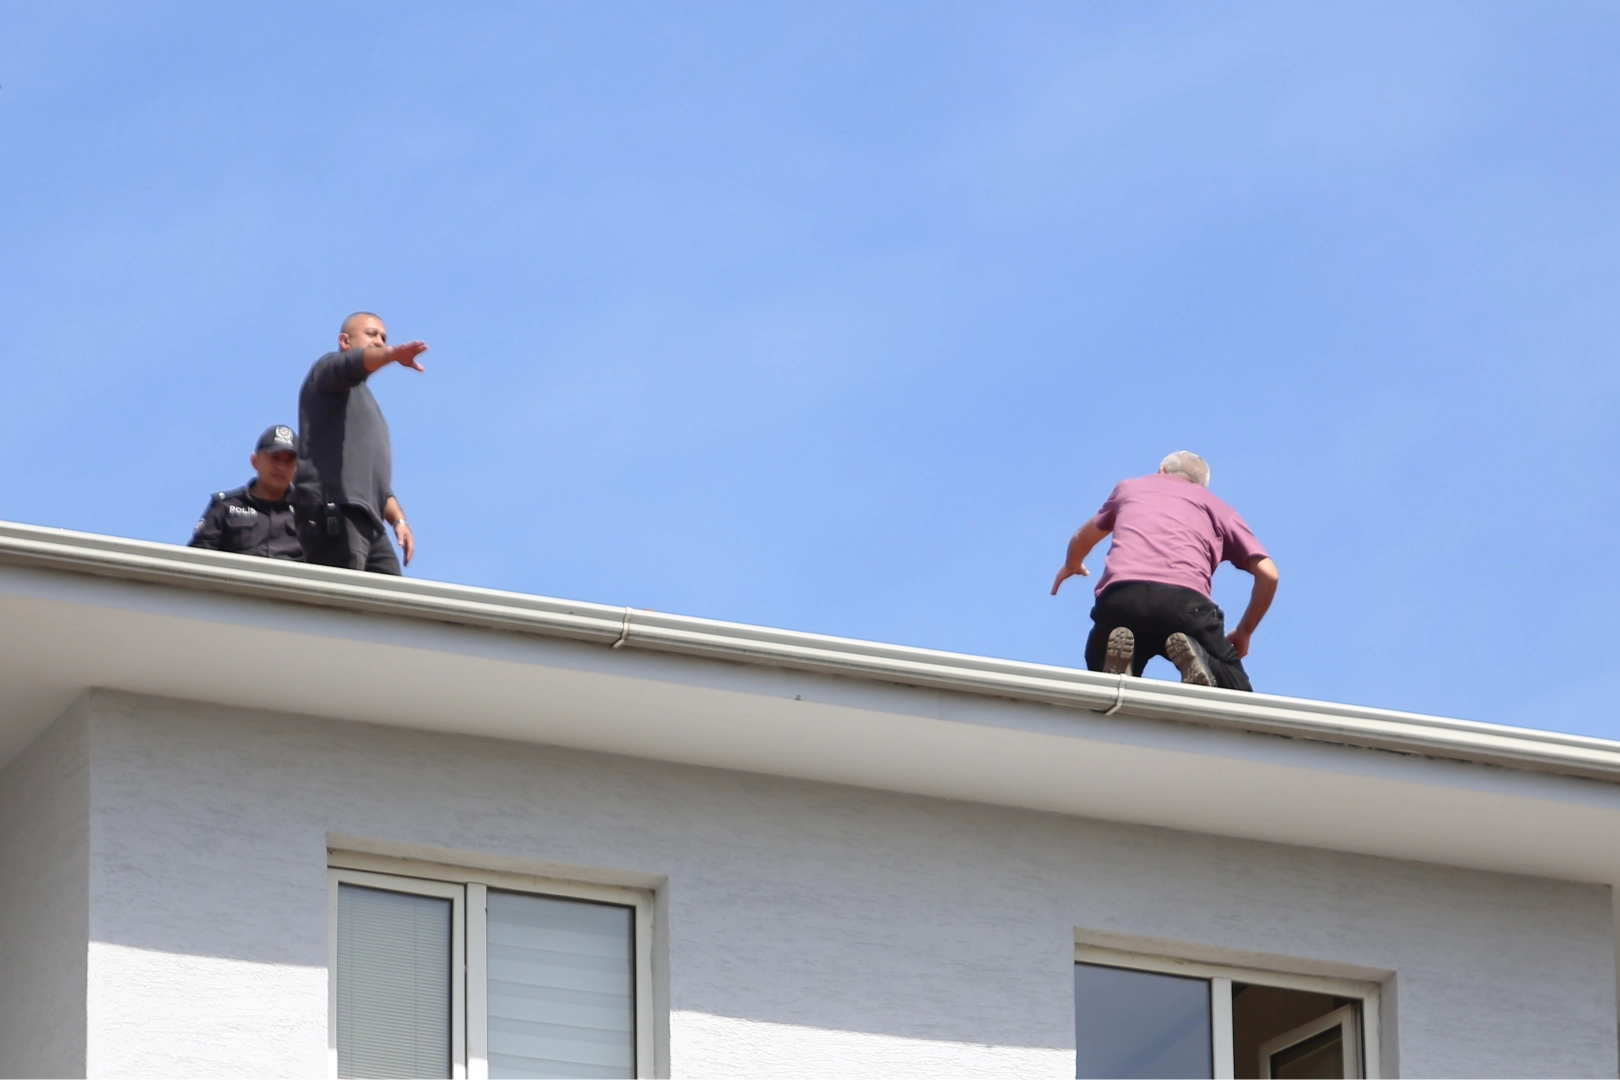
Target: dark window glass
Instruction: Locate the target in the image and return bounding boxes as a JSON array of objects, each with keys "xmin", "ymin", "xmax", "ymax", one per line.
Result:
[
  {"xmin": 1269, "ymin": 1025, "xmax": 1344, "ymax": 1079},
  {"xmin": 1075, "ymin": 962, "xmax": 1212, "ymax": 1079}
]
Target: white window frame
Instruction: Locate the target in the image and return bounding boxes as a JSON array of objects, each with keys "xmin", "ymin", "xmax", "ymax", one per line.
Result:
[
  {"xmin": 1074, "ymin": 944, "xmax": 1381, "ymax": 1080},
  {"xmin": 329, "ymin": 854, "xmax": 656, "ymax": 1080},
  {"xmin": 329, "ymin": 869, "xmax": 467, "ymax": 1078}
]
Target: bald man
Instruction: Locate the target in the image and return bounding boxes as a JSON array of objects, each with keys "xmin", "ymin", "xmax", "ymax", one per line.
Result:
[{"xmin": 295, "ymin": 312, "xmax": 426, "ymax": 574}]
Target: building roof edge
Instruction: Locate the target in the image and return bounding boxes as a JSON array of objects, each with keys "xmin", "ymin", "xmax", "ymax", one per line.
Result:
[{"xmin": 3, "ymin": 519, "xmax": 1616, "ymax": 783}]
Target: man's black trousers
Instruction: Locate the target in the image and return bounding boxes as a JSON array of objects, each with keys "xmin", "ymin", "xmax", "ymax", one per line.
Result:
[
  {"xmin": 1085, "ymin": 581, "xmax": 1252, "ymax": 691},
  {"xmin": 298, "ymin": 505, "xmax": 401, "ymax": 575}
]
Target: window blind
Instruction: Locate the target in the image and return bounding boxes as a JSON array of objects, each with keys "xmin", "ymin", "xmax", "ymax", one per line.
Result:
[
  {"xmin": 485, "ymin": 890, "xmax": 635, "ymax": 1079},
  {"xmin": 337, "ymin": 884, "xmax": 454, "ymax": 1079}
]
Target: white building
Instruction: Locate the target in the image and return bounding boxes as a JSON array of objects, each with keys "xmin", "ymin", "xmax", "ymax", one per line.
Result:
[{"xmin": 0, "ymin": 520, "xmax": 1617, "ymax": 1079}]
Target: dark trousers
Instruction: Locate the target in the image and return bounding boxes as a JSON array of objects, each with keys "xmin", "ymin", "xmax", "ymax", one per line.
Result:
[
  {"xmin": 1085, "ymin": 581, "xmax": 1252, "ymax": 691},
  {"xmin": 299, "ymin": 505, "xmax": 402, "ymax": 575}
]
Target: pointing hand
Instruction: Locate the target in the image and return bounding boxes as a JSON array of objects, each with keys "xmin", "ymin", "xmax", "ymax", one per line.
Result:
[{"xmin": 389, "ymin": 341, "xmax": 428, "ymax": 372}]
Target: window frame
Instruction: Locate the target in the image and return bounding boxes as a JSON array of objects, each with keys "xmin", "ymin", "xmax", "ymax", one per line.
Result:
[
  {"xmin": 329, "ymin": 855, "xmax": 656, "ymax": 1080},
  {"xmin": 1074, "ymin": 944, "xmax": 1382, "ymax": 1080}
]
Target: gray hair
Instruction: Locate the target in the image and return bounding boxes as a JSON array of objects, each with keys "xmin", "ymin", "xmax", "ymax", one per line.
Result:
[{"xmin": 1160, "ymin": 450, "xmax": 1211, "ymax": 488}]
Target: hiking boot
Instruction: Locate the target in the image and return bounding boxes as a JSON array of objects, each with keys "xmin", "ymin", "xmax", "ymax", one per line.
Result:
[
  {"xmin": 1103, "ymin": 627, "xmax": 1135, "ymax": 676},
  {"xmin": 1165, "ymin": 632, "xmax": 1214, "ymax": 686}
]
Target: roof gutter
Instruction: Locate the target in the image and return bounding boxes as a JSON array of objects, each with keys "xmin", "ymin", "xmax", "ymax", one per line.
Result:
[{"xmin": 3, "ymin": 520, "xmax": 1619, "ymax": 783}]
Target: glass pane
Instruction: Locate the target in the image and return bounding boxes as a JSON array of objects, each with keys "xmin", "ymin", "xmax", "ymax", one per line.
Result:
[
  {"xmin": 486, "ymin": 890, "xmax": 635, "ymax": 1080},
  {"xmin": 337, "ymin": 884, "xmax": 453, "ymax": 1079},
  {"xmin": 1232, "ymin": 985, "xmax": 1356, "ymax": 1079},
  {"xmin": 1270, "ymin": 1026, "xmax": 1344, "ymax": 1080},
  {"xmin": 1075, "ymin": 962, "xmax": 1212, "ymax": 1079}
]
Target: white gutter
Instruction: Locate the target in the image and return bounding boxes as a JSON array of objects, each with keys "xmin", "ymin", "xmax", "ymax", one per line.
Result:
[{"xmin": 3, "ymin": 519, "xmax": 1619, "ymax": 783}]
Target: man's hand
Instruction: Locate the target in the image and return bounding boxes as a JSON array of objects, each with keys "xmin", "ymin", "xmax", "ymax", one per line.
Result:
[
  {"xmin": 1051, "ymin": 562, "xmax": 1089, "ymax": 595},
  {"xmin": 393, "ymin": 520, "xmax": 415, "ymax": 566},
  {"xmin": 1225, "ymin": 557, "xmax": 1278, "ymax": 661},
  {"xmin": 384, "ymin": 497, "xmax": 414, "ymax": 566},
  {"xmin": 1052, "ymin": 518, "xmax": 1110, "ymax": 596},
  {"xmin": 389, "ymin": 340, "xmax": 428, "ymax": 371},
  {"xmin": 1226, "ymin": 626, "xmax": 1252, "ymax": 658},
  {"xmin": 361, "ymin": 340, "xmax": 429, "ymax": 374}
]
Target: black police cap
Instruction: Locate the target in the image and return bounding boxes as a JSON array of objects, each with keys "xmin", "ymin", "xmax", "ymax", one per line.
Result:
[{"xmin": 256, "ymin": 425, "xmax": 298, "ymax": 455}]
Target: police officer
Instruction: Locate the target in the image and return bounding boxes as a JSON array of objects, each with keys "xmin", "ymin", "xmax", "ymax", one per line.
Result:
[{"xmin": 188, "ymin": 425, "xmax": 304, "ymax": 560}]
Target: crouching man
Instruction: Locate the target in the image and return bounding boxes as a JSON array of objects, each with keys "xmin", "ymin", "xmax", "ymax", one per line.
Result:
[
  {"xmin": 1050, "ymin": 451, "xmax": 1279, "ymax": 690},
  {"xmin": 188, "ymin": 425, "xmax": 304, "ymax": 560}
]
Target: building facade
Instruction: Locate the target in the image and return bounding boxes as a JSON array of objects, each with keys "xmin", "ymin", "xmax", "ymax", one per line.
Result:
[{"xmin": 1, "ymin": 522, "xmax": 1617, "ymax": 1077}]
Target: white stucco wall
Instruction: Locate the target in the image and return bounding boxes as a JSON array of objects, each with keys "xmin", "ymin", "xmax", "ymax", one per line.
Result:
[
  {"xmin": 67, "ymin": 691, "xmax": 1620, "ymax": 1078},
  {"xmin": 0, "ymin": 705, "xmax": 88, "ymax": 1078}
]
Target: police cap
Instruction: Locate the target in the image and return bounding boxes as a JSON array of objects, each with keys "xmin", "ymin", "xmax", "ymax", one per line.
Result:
[{"xmin": 255, "ymin": 425, "xmax": 298, "ymax": 455}]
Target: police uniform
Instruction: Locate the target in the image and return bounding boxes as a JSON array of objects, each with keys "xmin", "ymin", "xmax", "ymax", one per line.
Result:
[
  {"xmin": 189, "ymin": 425, "xmax": 304, "ymax": 560},
  {"xmin": 189, "ymin": 484, "xmax": 303, "ymax": 559}
]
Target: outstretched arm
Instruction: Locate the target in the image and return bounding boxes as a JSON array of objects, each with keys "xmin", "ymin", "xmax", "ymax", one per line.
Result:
[
  {"xmin": 360, "ymin": 341, "xmax": 428, "ymax": 374},
  {"xmin": 1226, "ymin": 556, "xmax": 1279, "ymax": 658},
  {"xmin": 1051, "ymin": 518, "xmax": 1111, "ymax": 595},
  {"xmin": 313, "ymin": 341, "xmax": 431, "ymax": 392}
]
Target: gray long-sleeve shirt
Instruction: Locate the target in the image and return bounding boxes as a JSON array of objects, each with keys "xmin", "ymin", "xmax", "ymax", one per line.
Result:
[{"xmin": 296, "ymin": 349, "xmax": 394, "ymax": 527}]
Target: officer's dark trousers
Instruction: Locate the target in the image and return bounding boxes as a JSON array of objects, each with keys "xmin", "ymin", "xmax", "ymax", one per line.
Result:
[
  {"xmin": 299, "ymin": 506, "xmax": 402, "ymax": 575},
  {"xmin": 1085, "ymin": 581, "xmax": 1252, "ymax": 691}
]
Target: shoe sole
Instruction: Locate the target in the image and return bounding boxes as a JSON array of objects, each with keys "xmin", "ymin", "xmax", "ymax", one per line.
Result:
[
  {"xmin": 1103, "ymin": 627, "xmax": 1134, "ymax": 676},
  {"xmin": 1165, "ymin": 633, "xmax": 1214, "ymax": 686}
]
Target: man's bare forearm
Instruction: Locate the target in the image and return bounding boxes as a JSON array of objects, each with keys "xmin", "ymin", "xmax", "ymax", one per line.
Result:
[
  {"xmin": 1235, "ymin": 557, "xmax": 1279, "ymax": 634},
  {"xmin": 1051, "ymin": 518, "xmax": 1111, "ymax": 594},
  {"xmin": 360, "ymin": 346, "xmax": 397, "ymax": 374},
  {"xmin": 1065, "ymin": 519, "xmax": 1109, "ymax": 572}
]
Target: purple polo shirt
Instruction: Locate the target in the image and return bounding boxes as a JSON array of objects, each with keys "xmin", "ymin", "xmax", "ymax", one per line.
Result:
[{"xmin": 1092, "ymin": 473, "xmax": 1268, "ymax": 598}]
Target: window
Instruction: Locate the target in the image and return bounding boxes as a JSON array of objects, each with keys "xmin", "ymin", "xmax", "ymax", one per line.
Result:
[
  {"xmin": 329, "ymin": 859, "xmax": 655, "ymax": 1080},
  {"xmin": 1075, "ymin": 946, "xmax": 1380, "ymax": 1080}
]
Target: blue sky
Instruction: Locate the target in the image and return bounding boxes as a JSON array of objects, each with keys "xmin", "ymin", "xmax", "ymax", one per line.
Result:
[{"xmin": 2, "ymin": 2, "xmax": 1617, "ymax": 737}]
